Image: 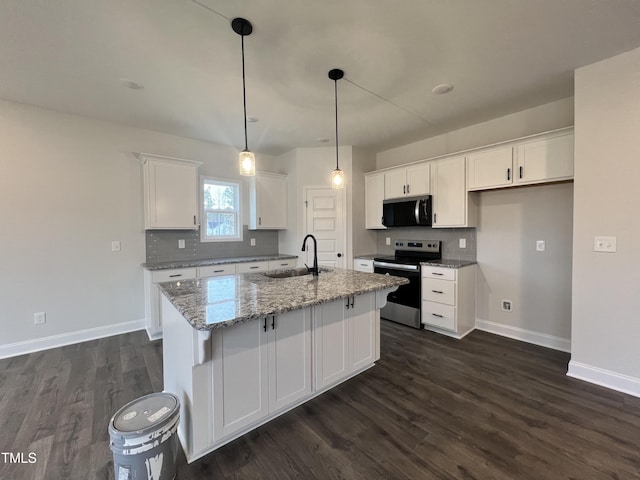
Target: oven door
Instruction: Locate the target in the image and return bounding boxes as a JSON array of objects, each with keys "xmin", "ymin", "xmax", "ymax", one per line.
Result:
[{"xmin": 374, "ymin": 262, "xmax": 421, "ymax": 328}]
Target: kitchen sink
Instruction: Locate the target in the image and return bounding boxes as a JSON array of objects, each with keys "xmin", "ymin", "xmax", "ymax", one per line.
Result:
[{"xmin": 262, "ymin": 267, "xmax": 313, "ymax": 279}]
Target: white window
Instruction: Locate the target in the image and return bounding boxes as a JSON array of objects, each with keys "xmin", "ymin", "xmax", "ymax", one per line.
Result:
[{"xmin": 201, "ymin": 177, "xmax": 242, "ymax": 242}]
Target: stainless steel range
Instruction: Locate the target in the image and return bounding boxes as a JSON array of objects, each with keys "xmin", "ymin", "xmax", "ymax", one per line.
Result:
[{"xmin": 373, "ymin": 240, "xmax": 441, "ymax": 329}]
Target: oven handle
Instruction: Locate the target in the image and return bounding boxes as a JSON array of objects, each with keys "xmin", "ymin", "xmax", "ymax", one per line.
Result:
[{"xmin": 373, "ymin": 261, "xmax": 419, "ymax": 272}]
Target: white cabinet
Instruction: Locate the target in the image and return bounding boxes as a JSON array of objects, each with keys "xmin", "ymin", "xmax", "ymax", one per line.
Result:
[
  {"xmin": 237, "ymin": 261, "xmax": 270, "ymax": 273},
  {"xmin": 421, "ymin": 265, "xmax": 476, "ymax": 338},
  {"xmin": 144, "ymin": 267, "xmax": 197, "ymax": 340},
  {"xmin": 384, "ymin": 163, "xmax": 430, "ymax": 199},
  {"xmin": 314, "ymin": 293, "xmax": 377, "ymax": 390},
  {"xmin": 467, "ymin": 131, "xmax": 574, "ymax": 191},
  {"xmin": 515, "ymin": 132, "xmax": 574, "ymax": 185},
  {"xmin": 198, "ymin": 264, "xmax": 237, "ymax": 277},
  {"xmin": 212, "ymin": 308, "xmax": 312, "ymax": 440},
  {"xmin": 431, "ymin": 156, "xmax": 477, "ymax": 228},
  {"xmin": 467, "ymin": 146, "xmax": 514, "ymax": 190},
  {"xmin": 268, "ymin": 258, "xmax": 297, "ymax": 270},
  {"xmin": 364, "ymin": 172, "xmax": 386, "ymax": 229},
  {"xmin": 141, "ymin": 154, "xmax": 201, "ymax": 230},
  {"xmin": 249, "ymin": 172, "xmax": 288, "ymax": 230},
  {"xmin": 353, "ymin": 258, "xmax": 374, "ymax": 273}
]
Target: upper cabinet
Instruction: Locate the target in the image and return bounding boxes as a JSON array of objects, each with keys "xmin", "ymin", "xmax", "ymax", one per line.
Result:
[
  {"xmin": 141, "ymin": 154, "xmax": 201, "ymax": 230},
  {"xmin": 249, "ymin": 172, "xmax": 288, "ymax": 230},
  {"xmin": 467, "ymin": 130, "xmax": 574, "ymax": 191},
  {"xmin": 431, "ymin": 156, "xmax": 476, "ymax": 228},
  {"xmin": 384, "ymin": 162, "xmax": 430, "ymax": 199},
  {"xmin": 365, "ymin": 172, "xmax": 386, "ymax": 229},
  {"xmin": 515, "ymin": 132, "xmax": 574, "ymax": 185}
]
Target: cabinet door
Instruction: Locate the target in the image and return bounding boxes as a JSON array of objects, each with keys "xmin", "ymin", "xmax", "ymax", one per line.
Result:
[
  {"xmin": 432, "ymin": 156, "xmax": 468, "ymax": 227},
  {"xmin": 515, "ymin": 133, "xmax": 574, "ymax": 185},
  {"xmin": 467, "ymin": 146, "xmax": 514, "ymax": 190},
  {"xmin": 145, "ymin": 268, "xmax": 196, "ymax": 340},
  {"xmin": 251, "ymin": 173, "xmax": 288, "ymax": 229},
  {"xmin": 314, "ymin": 299, "xmax": 350, "ymax": 390},
  {"xmin": 143, "ymin": 158, "xmax": 199, "ymax": 230},
  {"xmin": 406, "ymin": 163, "xmax": 430, "ymax": 196},
  {"xmin": 384, "ymin": 168, "xmax": 408, "ymax": 199},
  {"xmin": 350, "ymin": 293, "xmax": 376, "ymax": 372},
  {"xmin": 212, "ymin": 320, "xmax": 269, "ymax": 440},
  {"xmin": 268, "ymin": 309, "xmax": 312, "ymax": 412},
  {"xmin": 365, "ymin": 173, "xmax": 386, "ymax": 229}
]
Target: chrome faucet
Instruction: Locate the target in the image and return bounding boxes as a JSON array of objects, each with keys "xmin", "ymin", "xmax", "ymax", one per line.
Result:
[{"xmin": 301, "ymin": 234, "xmax": 319, "ymax": 276}]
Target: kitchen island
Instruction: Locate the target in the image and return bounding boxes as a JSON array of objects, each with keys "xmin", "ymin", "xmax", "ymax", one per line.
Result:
[{"xmin": 158, "ymin": 267, "xmax": 408, "ymax": 463}]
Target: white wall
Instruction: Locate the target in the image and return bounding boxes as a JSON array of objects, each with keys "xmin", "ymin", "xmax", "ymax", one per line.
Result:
[
  {"xmin": 569, "ymin": 47, "xmax": 640, "ymax": 396},
  {"xmin": 0, "ymin": 99, "xmax": 276, "ymax": 354},
  {"xmin": 375, "ymin": 98, "xmax": 575, "ymax": 350},
  {"xmin": 476, "ymin": 183, "xmax": 573, "ymax": 351},
  {"xmin": 351, "ymin": 147, "xmax": 378, "ymax": 257}
]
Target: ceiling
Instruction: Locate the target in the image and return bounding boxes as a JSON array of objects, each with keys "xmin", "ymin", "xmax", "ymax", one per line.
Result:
[{"xmin": 1, "ymin": 1, "xmax": 640, "ymax": 156}]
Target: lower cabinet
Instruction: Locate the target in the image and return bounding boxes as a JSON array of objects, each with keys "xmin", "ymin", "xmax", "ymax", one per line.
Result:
[
  {"xmin": 144, "ymin": 267, "xmax": 197, "ymax": 340},
  {"xmin": 211, "ymin": 308, "xmax": 312, "ymax": 441},
  {"xmin": 421, "ymin": 264, "xmax": 476, "ymax": 338},
  {"xmin": 314, "ymin": 292, "xmax": 377, "ymax": 390}
]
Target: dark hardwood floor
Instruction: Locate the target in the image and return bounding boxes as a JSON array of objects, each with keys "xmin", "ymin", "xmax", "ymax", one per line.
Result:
[{"xmin": 1, "ymin": 321, "xmax": 639, "ymax": 479}]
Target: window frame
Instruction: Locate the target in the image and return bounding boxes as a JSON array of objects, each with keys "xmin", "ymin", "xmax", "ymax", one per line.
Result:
[{"xmin": 200, "ymin": 176, "xmax": 243, "ymax": 243}]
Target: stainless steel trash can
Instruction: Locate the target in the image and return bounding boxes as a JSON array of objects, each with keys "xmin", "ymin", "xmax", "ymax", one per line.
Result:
[{"xmin": 108, "ymin": 392, "xmax": 180, "ymax": 480}]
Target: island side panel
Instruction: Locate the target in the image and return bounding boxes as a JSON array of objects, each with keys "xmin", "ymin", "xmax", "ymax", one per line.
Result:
[{"xmin": 161, "ymin": 295, "xmax": 213, "ymax": 458}]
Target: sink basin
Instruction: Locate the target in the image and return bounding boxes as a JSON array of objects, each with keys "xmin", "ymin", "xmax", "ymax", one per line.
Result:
[{"xmin": 262, "ymin": 267, "xmax": 313, "ymax": 279}]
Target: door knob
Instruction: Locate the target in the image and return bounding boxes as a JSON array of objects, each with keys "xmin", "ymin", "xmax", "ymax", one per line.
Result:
[{"xmin": 337, "ymin": 253, "xmax": 342, "ymax": 258}]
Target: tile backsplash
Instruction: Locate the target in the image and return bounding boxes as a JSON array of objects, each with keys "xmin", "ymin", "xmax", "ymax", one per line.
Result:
[
  {"xmin": 375, "ymin": 227, "xmax": 476, "ymax": 261},
  {"xmin": 146, "ymin": 226, "xmax": 279, "ymax": 263}
]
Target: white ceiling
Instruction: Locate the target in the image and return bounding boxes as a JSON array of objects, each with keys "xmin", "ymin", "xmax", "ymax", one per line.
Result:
[{"xmin": 1, "ymin": 0, "xmax": 640, "ymax": 156}]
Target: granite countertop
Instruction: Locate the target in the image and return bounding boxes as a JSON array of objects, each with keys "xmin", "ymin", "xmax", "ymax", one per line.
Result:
[
  {"xmin": 421, "ymin": 259, "xmax": 477, "ymax": 268},
  {"xmin": 143, "ymin": 254, "xmax": 298, "ymax": 271},
  {"xmin": 158, "ymin": 268, "xmax": 409, "ymax": 331},
  {"xmin": 353, "ymin": 254, "xmax": 378, "ymax": 260}
]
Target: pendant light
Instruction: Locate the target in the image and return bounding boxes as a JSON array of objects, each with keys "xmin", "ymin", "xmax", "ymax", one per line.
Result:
[
  {"xmin": 328, "ymin": 68, "xmax": 345, "ymax": 189},
  {"xmin": 232, "ymin": 18, "xmax": 255, "ymax": 176}
]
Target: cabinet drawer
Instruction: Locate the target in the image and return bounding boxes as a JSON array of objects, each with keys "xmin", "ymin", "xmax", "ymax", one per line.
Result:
[
  {"xmin": 198, "ymin": 264, "xmax": 237, "ymax": 277},
  {"xmin": 422, "ymin": 278, "xmax": 456, "ymax": 305},
  {"xmin": 422, "ymin": 302, "xmax": 456, "ymax": 331},
  {"xmin": 151, "ymin": 268, "xmax": 197, "ymax": 283},
  {"xmin": 422, "ymin": 266, "xmax": 456, "ymax": 281},
  {"xmin": 353, "ymin": 258, "xmax": 374, "ymax": 273},
  {"xmin": 268, "ymin": 258, "xmax": 297, "ymax": 270},
  {"xmin": 237, "ymin": 261, "xmax": 270, "ymax": 273}
]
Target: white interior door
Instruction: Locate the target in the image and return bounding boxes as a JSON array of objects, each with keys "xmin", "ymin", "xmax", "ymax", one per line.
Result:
[{"xmin": 304, "ymin": 187, "xmax": 345, "ymax": 268}]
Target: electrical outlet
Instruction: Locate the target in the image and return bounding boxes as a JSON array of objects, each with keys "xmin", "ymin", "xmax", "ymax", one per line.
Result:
[
  {"xmin": 250, "ymin": 238, "xmax": 256, "ymax": 247},
  {"xmin": 111, "ymin": 241, "xmax": 121, "ymax": 252},
  {"xmin": 34, "ymin": 312, "xmax": 46, "ymax": 325},
  {"xmin": 536, "ymin": 240, "xmax": 545, "ymax": 252},
  {"xmin": 594, "ymin": 236, "xmax": 616, "ymax": 253},
  {"xmin": 501, "ymin": 300, "xmax": 512, "ymax": 312},
  {"xmin": 178, "ymin": 239, "xmax": 185, "ymax": 249},
  {"xmin": 385, "ymin": 237, "xmax": 391, "ymax": 246},
  {"xmin": 459, "ymin": 238, "xmax": 466, "ymax": 249}
]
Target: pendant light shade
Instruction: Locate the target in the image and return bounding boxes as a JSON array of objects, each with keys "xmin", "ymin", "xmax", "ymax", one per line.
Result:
[
  {"xmin": 328, "ymin": 68, "xmax": 345, "ymax": 189},
  {"xmin": 232, "ymin": 17, "xmax": 255, "ymax": 176}
]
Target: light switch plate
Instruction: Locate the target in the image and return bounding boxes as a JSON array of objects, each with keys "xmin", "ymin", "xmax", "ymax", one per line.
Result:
[
  {"xmin": 385, "ymin": 237, "xmax": 391, "ymax": 246},
  {"xmin": 250, "ymin": 238, "xmax": 256, "ymax": 246},
  {"xmin": 536, "ymin": 240, "xmax": 545, "ymax": 252},
  {"xmin": 178, "ymin": 239, "xmax": 185, "ymax": 249},
  {"xmin": 459, "ymin": 238, "xmax": 466, "ymax": 249},
  {"xmin": 111, "ymin": 241, "xmax": 121, "ymax": 252},
  {"xmin": 594, "ymin": 236, "xmax": 616, "ymax": 253}
]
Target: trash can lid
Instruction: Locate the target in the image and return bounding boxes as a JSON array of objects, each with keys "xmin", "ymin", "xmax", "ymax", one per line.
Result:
[{"xmin": 110, "ymin": 392, "xmax": 179, "ymax": 435}]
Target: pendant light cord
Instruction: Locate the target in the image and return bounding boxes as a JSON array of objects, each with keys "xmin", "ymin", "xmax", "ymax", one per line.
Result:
[
  {"xmin": 241, "ymin": 34, "xmax": 248, "ymax": 151},
  {"xmin": 334, "ymin": 78, "xmax": 339, "ymax": 169}
]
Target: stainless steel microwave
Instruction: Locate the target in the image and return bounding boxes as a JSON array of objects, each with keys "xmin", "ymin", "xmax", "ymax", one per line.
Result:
[{"xmin": 382, "ymin": 196, "xmax": 432, "ymax": 227}]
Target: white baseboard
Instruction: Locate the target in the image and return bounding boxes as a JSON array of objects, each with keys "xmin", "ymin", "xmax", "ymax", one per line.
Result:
[
  {"xmin": 0, "ymin": 319, "xmax": 146, "ymax": 359},
  {"xmin": 475, "ymin": 318, "xmax": 571, "ymax": 352},
  {"xmin": 567, "ymin": 361, "xmax": 640, "ymax": 399}
]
